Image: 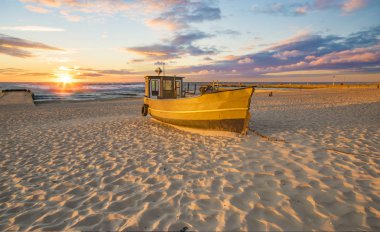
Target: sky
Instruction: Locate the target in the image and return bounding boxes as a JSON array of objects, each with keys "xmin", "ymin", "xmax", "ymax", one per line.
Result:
[{"xmin": 0, "ymin": 0, "xmax": 380, "ymax": 83}]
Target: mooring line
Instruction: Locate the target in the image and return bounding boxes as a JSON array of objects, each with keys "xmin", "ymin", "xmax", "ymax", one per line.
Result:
[{"xmin": 248, "ymin": 127, "xmax": 286, "ymax": 142}]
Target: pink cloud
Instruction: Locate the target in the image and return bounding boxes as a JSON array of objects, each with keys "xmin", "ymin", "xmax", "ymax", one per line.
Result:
[
  {"xmin": 21, "ymin": 0, "xmax": 132, "ymax": 15},
  {"xmin": 252, "ymin": 46, "xmax": 380, "ymax": 74},
  {"xmin": 266, "ymin": 31, "xmax": 312, "ymax": 51},
  {"xmin": 342, "ymin": 0, "xmax": 367, "ymax": 13},
  {"xmin": 254, "ymin": 61, "xmax": 308, "ymax": 73},
  {"xmin": 273, "ymin": 50, "xmax": 303, "ymax": 60},
  {"xmin": 305, "ymin": 55, "xmax": 316, "ymax": 60},
  {"xmin": 60, "ymin": 10, "xmax": 82, "ymax": 22},
  {"xmin": 295, "ymin": 6, "xmax": 309, "ymax": 14},
  {"xmin": 223, "ymin": 55, "xmax": 239, "ymax": 61},
  {"xmin": 238, "ymin": 57, "xmax": 254, "ymax": 64},
  {"xmin": 21, "ymin": 0, "xmax": 61, "ymax": 8},
  {"xmin": 310, "ymin": 46, "xmax": 380, "ymax": 66},
  {"xmin": 146, "ymin": 18, "xmax": 178, "ymax": 31},
  {"xmin": 25, "ymin": 5, "xmax": 51, "ymax": 13}
]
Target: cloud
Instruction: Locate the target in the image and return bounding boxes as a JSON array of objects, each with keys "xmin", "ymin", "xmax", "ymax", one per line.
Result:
[
  {"xmin": 0, "ymin": 26, "xmax": 65, "ymax": 32},
  {"xmin": 251, "ymin": 2, "xmax": 311, "ymax": 16},
  {"xmin": 252, "ymin": 0, "xmax": 369, "ymax": 16},
  {"xmin": 20, "ymin": 0, "xmax": 131, "ymax": 23},
  {"xmin": 99, "ymin": 69, "xmax": 134, "ymax": 75},
  {"xmin": 309, "ymin": 46, "xmax": 380, "ymax": 66},
  {"xmin": 214, "ymin": 29, "xmax": 241, "ymax": 37},
  {"xmin": 0, "ymin": 34, "xmax": 63, "ymax": 58},
  {"xmin": 171, "ymin": 31, "xmax": 212, "ymax": 45},
  {"xmin": 25, "ymin": 4, "xmax": 50, "ymax": 13},
  {"xmin": 20, "ymin": 0, "xmax": 221, "ymax": 29},
  {"xmin": 223, "ymin": 55, "xmax": 239, "ymax": 60},
  {"xmin": 127, "ymin": 44, "xmax": 178, "ymax": 59},
  {"xmin": 0, "ymin": 68, "xmax": 27, "ymax": 74},
  {"xmin": 294, "ymin": 5, "xmax": 309, "ymax": 14},
  {"xmin": 342, "ymin": 0, "xmax": 367, "ymax": 12},
  {"xmin": 20, "ymin": 0, "xmax": 61, "ymax": 8},
  {"xmin": 129, "ymin": 59, "xmax": 145, "ymax": 63},
  {"xmin": 20, "ymin": 0, "xmax": 131, "ymax": 13},
  {"xmin": 59, "ymin": 10, "xmax": 82, "ymax": 22},
  {"xmin": 169, "ymin": 25, "xmax": 380, "ymax": 78},
  {"xmin": 126, "ymin": 30, "xmax": 217, "ymax": 59},
  {"xmin": 272, "ymin": 50, "xmax": 303, "ymax": 60},
  {"xmin": 0, "ymin": 68, "xmax": 50, "ymax": 77},
  {"xmin": 147, "ymin": 0, "xmax": 221, "ymax": 30},
  {"xmin": 74, "ymin": 67, "xmax": 136, "ymax": 78},
  {"xmin": 238, "ymin": 57, "xmax": 254, "ymax": 64}
]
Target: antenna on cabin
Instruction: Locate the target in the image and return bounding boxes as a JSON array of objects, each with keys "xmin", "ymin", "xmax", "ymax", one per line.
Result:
[
  {"xmin": 162, "ymin": 62, "xmax": 166, "ymax": 76},
  {"xmin": 155, "ymin": 67, "xmax": 162, "ymax": 76}
]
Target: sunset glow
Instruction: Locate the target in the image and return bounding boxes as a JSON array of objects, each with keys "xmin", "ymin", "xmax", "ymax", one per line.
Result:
[
  {"xmin": 0, "ymin": 0, "xmax": 379, "ymax": 82},
  {"xmin": 53, "ymin": 66, "xmax": 76, "ymax": 84},
  {"xmin": 56, "ymin": 74, "xmax": 73, "ymax": 84}
]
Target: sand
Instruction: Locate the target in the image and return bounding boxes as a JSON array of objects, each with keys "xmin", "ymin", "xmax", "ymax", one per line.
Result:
[{"xmin": 0, "ymin": 88, "xmax": 379, "ymax": 231}]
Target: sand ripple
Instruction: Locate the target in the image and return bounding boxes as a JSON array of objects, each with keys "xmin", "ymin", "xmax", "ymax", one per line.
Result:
[{"xmin": 1, "ymin": 90, "xmax": 379, "ymax": 231}]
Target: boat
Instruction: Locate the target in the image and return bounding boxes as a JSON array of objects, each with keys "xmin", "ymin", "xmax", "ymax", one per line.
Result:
[{"xmin": 141, "ymin": 71, "xmax": 254, "ymax": 134}]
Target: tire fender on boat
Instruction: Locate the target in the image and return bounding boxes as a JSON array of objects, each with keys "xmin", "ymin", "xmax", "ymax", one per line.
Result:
[{"xmin": 141, "ymin": 104, "xmax": 149, "ymax": 116}]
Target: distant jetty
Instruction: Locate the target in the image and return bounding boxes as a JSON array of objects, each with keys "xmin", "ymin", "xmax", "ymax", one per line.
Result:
[
  {"xmin": 256, "ymin": 83, "xmax": 380, "ymax": 89},
  {"xmin": 200, "ymin": 82, "xmax": 380, "ymax": 90}
]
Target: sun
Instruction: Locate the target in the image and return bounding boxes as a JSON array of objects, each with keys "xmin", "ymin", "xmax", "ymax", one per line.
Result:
[
  {"xmin": 58, "ymin": 73, "xmax": 73, "ymax": 84},
  {"xmin": 54, "ymin": 66, "xmax": 76, "ymax": 84}
]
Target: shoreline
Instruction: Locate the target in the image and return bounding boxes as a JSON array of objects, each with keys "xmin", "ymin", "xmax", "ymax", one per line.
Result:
[{"xmin": 33, "ymin": 96, "xmax": 144, "ymax": 105}]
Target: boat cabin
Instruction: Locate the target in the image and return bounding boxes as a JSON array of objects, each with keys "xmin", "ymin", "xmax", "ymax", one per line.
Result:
[{"xmin": 144, "ymin": 76, "xmax": 184, "ymax": 99}]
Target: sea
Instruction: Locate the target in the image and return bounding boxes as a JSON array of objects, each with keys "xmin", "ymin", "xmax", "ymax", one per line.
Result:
[
  {"xmin": 0, "ymin": 82, "xmax": 374, "ymax": 103},
  {"xmin": 0, "ymin": 82, "xmax": 207, "ymax": 103},
  {"xmin": 0, "ymin": 82, "xmax": 146, "ymax": 103}
]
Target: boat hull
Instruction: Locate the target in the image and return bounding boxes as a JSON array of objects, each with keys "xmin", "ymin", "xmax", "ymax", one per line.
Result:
[{"xmin": 144, "ymin": 87, "xmax": 254, "ymax": 133}]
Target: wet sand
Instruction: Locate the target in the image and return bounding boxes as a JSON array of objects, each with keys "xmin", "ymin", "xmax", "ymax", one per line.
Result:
[{"xmin": 0, "ymin": 88, "xmax": 379, "ymax": 231}]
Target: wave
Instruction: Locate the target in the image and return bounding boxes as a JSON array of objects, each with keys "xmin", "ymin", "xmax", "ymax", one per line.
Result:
[{"xmin": 0, "ymin": 82, "xmax": 145, "ymax": 102}]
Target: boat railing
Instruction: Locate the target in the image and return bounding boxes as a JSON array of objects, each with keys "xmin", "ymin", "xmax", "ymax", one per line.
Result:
[{"xmin": 199, "ymin": 82, "xmax": 256, "ymax": 94}]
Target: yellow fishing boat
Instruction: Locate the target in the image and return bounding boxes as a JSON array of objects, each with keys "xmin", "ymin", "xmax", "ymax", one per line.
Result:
[{"xmin": 141, "ymin": 72, "xmax": 254, "ymax": 134}]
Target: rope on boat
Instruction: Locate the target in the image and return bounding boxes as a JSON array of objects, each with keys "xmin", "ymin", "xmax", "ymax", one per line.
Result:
[{"xmin": 248, "ymin": 127, "xmax": 286, "ymax": 143}]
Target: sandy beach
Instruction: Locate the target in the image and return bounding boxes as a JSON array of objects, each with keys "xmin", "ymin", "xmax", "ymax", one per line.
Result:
[{"xmin": 0, "ymin": 88, "xmax": 379, "ymax": 231}]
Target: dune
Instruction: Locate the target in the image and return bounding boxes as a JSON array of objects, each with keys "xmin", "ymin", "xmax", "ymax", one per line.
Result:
[{"xmin": 0, "ymin": 88, "xmax": 379, "ymax": 231}]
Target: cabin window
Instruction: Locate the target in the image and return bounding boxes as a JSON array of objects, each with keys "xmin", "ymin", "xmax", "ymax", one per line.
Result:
[
  {"xmin": 151, "ymin": 79, "xmax": 159, "ymax": 96},
  {"xmin": 163, "ymin": 80, "xmax": 173, "ymax": 90}
]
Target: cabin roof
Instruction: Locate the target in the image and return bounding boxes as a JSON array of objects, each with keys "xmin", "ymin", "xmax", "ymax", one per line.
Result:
[{"xmin": 145, "ymin": 75, "xmax": 184, "ymax": 79}]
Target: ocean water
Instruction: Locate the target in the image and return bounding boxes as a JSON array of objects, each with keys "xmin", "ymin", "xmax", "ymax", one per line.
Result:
[
  {"xmin": 0, "ymin": 81, "xmax": 372, "ymax": 103},
  {"xmin": 0, "ymin": 82, "xmax": 210, "ymax": 103},
  {"xmin": 0, "ymin": 82, "xmax": 145, "ymax": 103}
]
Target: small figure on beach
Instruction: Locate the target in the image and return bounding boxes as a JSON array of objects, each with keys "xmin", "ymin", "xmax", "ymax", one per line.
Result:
[{"xmin": 269, "ymin": 91, "xmax": 273, "ymax": 97}]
